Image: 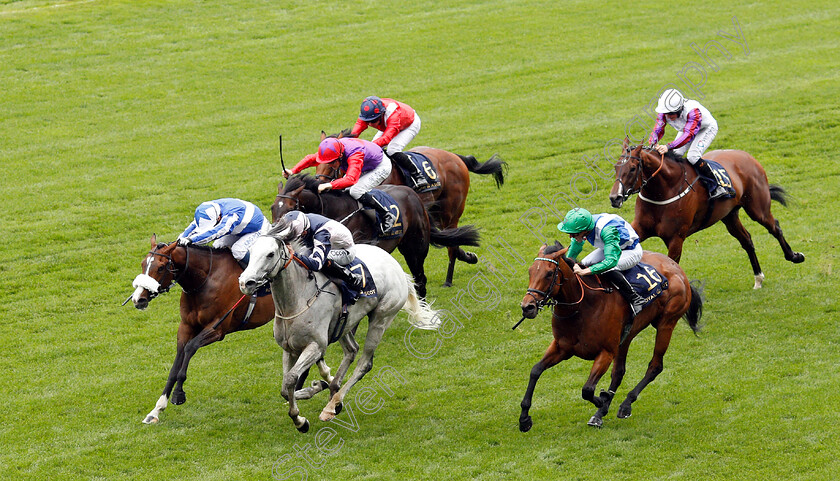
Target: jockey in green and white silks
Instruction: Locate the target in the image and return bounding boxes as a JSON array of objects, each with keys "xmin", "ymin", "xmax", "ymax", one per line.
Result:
[{"xmin": 558, "ymin": 208, "xmax": 645, "ymax": 321}]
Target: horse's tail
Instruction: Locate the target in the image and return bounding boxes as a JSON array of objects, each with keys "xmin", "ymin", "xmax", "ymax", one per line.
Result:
[
  {"xmin": 683, "ymin": 281, "xmax": 704, "ymax": 334},
  {"xmin": 769, "ymin": 184, "xmax": 788, "ymax": 206},
  {"xmin": 401, "ymin": 273, "xmax": 441, "ymax": 330},
  {"xmin": 429, "ymin": 224, "xmax": 481, "ymax": 248},
  {"xmin": 457, "ymin": 153, "xmax": 507, "ymax": 188}
]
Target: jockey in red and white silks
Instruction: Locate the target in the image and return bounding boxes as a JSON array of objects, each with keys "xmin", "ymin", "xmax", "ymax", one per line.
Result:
[{"xmin": 350, "ymin": 96, "xmax": 428, "ymax": 189}]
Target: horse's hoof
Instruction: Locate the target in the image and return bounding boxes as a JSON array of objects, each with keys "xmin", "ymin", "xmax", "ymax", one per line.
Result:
[
  {"xmin": 587, "ymin": 416, "xmax": 603, "ymax": 428},
  {"xmin": 334, "ymin": 402, "xmax": 343, "ymax": 415},
  {"xmin": 519, "ymin": 416, "xmax": 533, "ymax": 433},
  {"xmin": 296, "ymin": 419, "xmax": 310, "ymax": 433},
  {"xmin": 442, "ymin": 281, "xmax": 453, "ymax": 288},
  {"xmin": 791, "ymin": 252, "xmax": 805, "ymax": 264},
  {"xmin": 464, "ymin": 252, "xmax": 478, "ymax": 264},
  {"xmin": 170, "ymin": 391, "xmax": 186, "ymax": 405},
  {"xmin": 142, "ymin": 415, "xmax": 159, "ymax": 424},
  {"xmin": 617, "ymin": 406, "xmax": 632, "ymax": 419},
  {"xmin": 319, "ymin": 408, "xmax": 337, "ymax": 422},
  {"xmin": 313, "ymin": 380, "xmax": 329, "ymax": 390}
]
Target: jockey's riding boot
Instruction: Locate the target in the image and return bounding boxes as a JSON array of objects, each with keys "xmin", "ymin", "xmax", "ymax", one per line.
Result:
[
  {"xmin": 602, "ymin": 269, "xmax": 646, "ymax": 343},
  {"xmin": 390, "ymin": 151, "xmax": 429, "ymax": 189},
  {"xmin": 323, "ymin": 260, "xmax": 364, "ymax": 291},
  {"xmin": 694, "ymin": 159, "xmax": 727, "ymax": 200},
  {"xmin": 357, "ymin": 192, "xmax": 396, "ymax": 234}
]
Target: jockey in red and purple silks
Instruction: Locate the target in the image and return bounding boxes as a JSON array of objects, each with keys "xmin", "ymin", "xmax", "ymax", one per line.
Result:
[
  {"xmin": 648, "ymin": 88, "xmax": 726, "ymax": 199},
  {"xmin": 286, "ymin": 137, "xmax": 396, "ymax": 234}
]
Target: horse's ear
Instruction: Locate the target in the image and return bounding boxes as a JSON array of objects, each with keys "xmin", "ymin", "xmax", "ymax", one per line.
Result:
[
  {"xmin": 623, "ymin": 137, "xmax": 630, "ymax": 149},
  {"xmin": 150, "ymin": 234, "xmax": 157, "ymax": 248},
  {"xmin": 339, "ymin": 127, "xmax": 356, "ymax": 139},
  {"xmin": 292, "ymin": 185, "xmax": 306, "ymax": 197},
  {"xmin": 277, "ymin": 179, "xmax": 284, "ymax": 193},
  {"xmin": 538, "ymin": 243, "xmax": 547, "ymax": 255},
  {"xmin": 320, "ymin": 130, "xmax": 327, "ymax": 141}
]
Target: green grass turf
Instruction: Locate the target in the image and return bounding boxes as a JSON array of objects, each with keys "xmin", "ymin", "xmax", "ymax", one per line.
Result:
[{"xmin": 1, "ymin": 0, "xmax": 838, "ymax": 479}]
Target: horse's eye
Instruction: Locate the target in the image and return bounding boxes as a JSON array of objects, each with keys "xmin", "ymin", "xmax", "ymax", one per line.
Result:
[
  {"xmin": 157, "ymin": 265, "xmax": 165, "ymax": 273},
  {"xmin": 267, "ymin": 252, "xmax": 275, "ymax": 258}
]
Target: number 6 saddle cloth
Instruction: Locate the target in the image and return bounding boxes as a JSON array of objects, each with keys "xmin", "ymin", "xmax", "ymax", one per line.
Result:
[
  {"xmin": 619, "ymin": 262, "xmax": 669, "ymax": 309},
  {"xmin": 397, "ymin": 151, "xmax": 442, "ymax": 193}
]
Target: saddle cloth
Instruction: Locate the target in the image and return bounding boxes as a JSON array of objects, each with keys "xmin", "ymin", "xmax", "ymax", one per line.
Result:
[
  {"xmin": 336, "ymin": 257, "xmax": 377, "ymax": 305},
  {"xmin": 365, "ymin": 189, "xmax": 405, "ymax": 239},
  {"xmin": 698, "ymin": 159, "xmax": 736, "ymax": 199},
  {"xmin": 621, "ymin": 262, "xmax": 669, "ymax": 309},
  {"xmin": 395, "ymin": 151, "xmax": 442, "ymax": 193}
]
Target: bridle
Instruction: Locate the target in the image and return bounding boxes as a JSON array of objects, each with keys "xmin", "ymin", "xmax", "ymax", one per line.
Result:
[
  {"xmin": 275, "ymin": 188, "xmax": 326, "ymax": 217},
  {"xmin": 253, "ymin": 235, "xmax": 335, "ymax": 320},
  {"xmin": 525, "ymin": 256, "xmax": 612, "ymax": 312},
  {"xmin": 146, "ymin": 243, "xmax": 212, "ymax": 298},
  {"xmin": 615, "ymin": 147, "xmax": 665, "ymax": 199}
]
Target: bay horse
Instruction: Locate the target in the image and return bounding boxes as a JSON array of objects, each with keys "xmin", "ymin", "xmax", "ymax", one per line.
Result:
[
  {"xmin": 518, "ymin": 242, "xmax": 703, "ymax": 430},
  {"xmin": 609, "ymin": 139, "xmax": 804, "ymax": 289},
  {"xmin": 130, "ymin": 235, "xmax": 334, "ymax": 424},
  {"xmin": 239, "ymin": 228, "xmax": 440, "ymax": 432},
  {"xmin": 315, "ymin": 131, "xmax": 506, "ymax": 286},
  {"xmin": 271, "ymin": 174, "xmax": 480, "ymax": 299}
]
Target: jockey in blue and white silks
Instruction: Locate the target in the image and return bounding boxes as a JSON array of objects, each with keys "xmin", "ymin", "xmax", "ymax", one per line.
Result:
[{"xmin": 178, "ymin": 198, "xmax": 269, "ymax": 262}]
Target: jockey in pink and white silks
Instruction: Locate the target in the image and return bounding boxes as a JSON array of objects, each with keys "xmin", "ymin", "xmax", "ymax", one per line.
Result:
[
  {"xmin": 648, "ymin": 88, "xmax": 727, "ymax": 199},
  {"xmin": 348, "ymin": 96, "xmax": 428, "ymax": 189},
  {"xmin": 177, "ymin": 198, "xmax": 269, "ymax": 264}
]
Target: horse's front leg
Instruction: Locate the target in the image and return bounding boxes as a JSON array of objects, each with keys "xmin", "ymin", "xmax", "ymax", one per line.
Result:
[
  {"xmin": 283, "ymin": 343, "xmax": 324, "ymax": 433},
  {"xmin": 664, "ymin": 236, "xmax": 686, "ymax": 263},
  {"xmin": 588, "ymin": 345, "xmax": 631, "ymax": 428},
  {"xmin": 519, "ymin": 340, "xmax": 570, "ymax": 432},
  {"xmin": 142, "ymin": 329, "xmax": 189, "ymax": 424},
  {"xmin": 582, "ymin": 350, "xmax": 616, "ymax": 428},
  {"xmin": 170, "ymin": 325, "xmax": 222, "ymax": 405},
  {"xmin": 293, "ymin": 359, "xmax": 335, "ymax": 400}
]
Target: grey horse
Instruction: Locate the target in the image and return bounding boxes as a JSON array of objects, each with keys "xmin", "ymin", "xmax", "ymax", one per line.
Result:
[{"xmin": 239, "ymin": 225, "xmax": 439, "ymax": 432}]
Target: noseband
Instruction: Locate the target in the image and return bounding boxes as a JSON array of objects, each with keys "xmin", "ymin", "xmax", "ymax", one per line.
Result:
[
  {"xmin": 525, "ymin": 257, "xmax": 563, "ymax": 311},
  {"xmin": 615, "ymin": 148, "xmax": 665, "ymax": 199}
]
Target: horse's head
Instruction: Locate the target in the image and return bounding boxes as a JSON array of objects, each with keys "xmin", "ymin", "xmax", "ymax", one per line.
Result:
[
  {"xmin": 238, "ymin": 227, "xmax": 292, "ymax": 295},
  {"xmin": 609, "ymin": 139, "xmax": 645, "ymax": 208},
  {"xmin": 272, "ymin": 182, "xmax": 306, "ymax": 223},
  {"xmin": 521, "ymin": 242, "xmax": 571, "ymax": 319},
  {"xmin": 131, "ymin": 235, "xmax": 180, "ymax": 310},
  {"xmin": 314, "ymin": 159, "xmax": 342, "ymax": 183}
]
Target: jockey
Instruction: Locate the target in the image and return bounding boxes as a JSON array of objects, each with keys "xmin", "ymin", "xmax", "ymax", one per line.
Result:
[
  {"xmin": 648, "ymin": 88, "xmax": 727, "ymax": 200},
  {"xmin": 284, "ymin": 137, "xmax": 396, "ymax": 235},
  {"xmin": 277, "ymin": 210, "xmax": 364, "ymax": 290},
  {"xmin": 177, "ymin": 198, "xmax": 269, "ymax": 266},
  {"xmin": 558, "ymin": 207, "xmax": 646, "ymax": 328},
  {"xmin": 347, "ymin": 96, "xmax": 428, "ymax": 189}
]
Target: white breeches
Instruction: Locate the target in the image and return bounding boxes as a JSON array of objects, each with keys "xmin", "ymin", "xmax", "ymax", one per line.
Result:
[
  {"xmin": 674, "ymin": 123, "xmax": 718, "ymax": 164},
  {"xmin": 213, "ymin": 222, "xmax": 270, "ymax": 261},
  {"xmin": 347, "ymin": 161, "xmax": 393, "ymax": 199},
  {"xmin": 374, "ymin": 115, "xmax": 422, "ymax": 155},
  {"xmin": 581, "ymin": 243, "xmax": 644, "ymax": 272}
]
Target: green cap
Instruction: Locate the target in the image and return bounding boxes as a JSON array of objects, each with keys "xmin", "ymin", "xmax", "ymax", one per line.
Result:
[{"xmin": 557, "ymin": 208, "xmax": 594, "ymax": 234}]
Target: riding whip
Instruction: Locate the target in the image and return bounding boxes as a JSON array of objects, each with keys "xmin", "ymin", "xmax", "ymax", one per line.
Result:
[{"xmin": 279, "ymin": 134, "xmax": 287, "ymax": 175}]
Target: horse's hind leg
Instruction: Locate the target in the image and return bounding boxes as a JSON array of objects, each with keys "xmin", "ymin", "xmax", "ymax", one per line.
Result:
[
  {"xmin": 320, "ymin": 313, "xmax": 393, "ymax": 422},
  {"xmin": 742, "ymin": 189, "xmax": 805, "ymax": 265},
  {"xmin": 399, "ymin": 245, "xmax": 428, "ymax": 299},
  {"xmin": 721, "ymin": 210, "xmax": 765, "ymax": 289},
  {"xmin": 617, "ymin": 323, "xmax": 676, "ymax": 419},
  {"xmin": 582, "ymin": 351, "xmax": 616, "ymax": 428},
  {"xmin": 519, "ymin": 340, "xmax": 572, "ymax": 432},
  {"xmin": 293, "ymin": 359, "xmax": 335, "ymax": 400}
]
